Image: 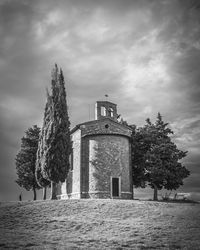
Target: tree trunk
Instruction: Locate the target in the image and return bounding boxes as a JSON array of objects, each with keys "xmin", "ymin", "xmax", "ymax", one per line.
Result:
[
  {"xmin": 33, "ymin": 188, "xmax": 37, "ymax": 200},
  {"xmin": 153, "ymin": 184, "xmax": 158, "ymax": 201},
  {"xmin": 43, "ymin": 187, "xmax": 47, "ymax": 200},
  {"xmin": 50, "ymin": 181, "xmax": 57, "ymax": 200}
]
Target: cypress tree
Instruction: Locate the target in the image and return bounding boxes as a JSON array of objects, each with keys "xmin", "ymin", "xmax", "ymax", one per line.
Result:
[
  {"xmin": 36, "ymin": 64, "xmax": 71, "ymax": 199},
  {"xmin": 35, "ymin": 93, "xmax": 51, "ymax": 200}
]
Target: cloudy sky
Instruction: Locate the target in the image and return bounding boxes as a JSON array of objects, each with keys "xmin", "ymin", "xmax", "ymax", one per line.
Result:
[{"xmin": 0, "ymin": 0, "xmax": 200, "ymax": 201}]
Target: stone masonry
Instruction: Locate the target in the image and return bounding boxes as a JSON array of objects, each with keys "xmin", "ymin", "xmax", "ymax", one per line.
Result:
[{"xmin": 59, "ymin": 101, "xmax": 133, "ymax": 200}]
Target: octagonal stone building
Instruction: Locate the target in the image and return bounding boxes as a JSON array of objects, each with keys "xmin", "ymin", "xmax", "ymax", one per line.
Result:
[{"xmin": 59, "ymin": 101, "xmax": 133, "ymax": 199}]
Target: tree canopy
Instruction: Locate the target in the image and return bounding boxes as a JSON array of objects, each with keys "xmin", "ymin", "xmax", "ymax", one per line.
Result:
[
  {"xmin": 15, "ymin": 125, "xmax": 41, "ymax": 200},
  {"xmin": 131, "ymin": 113, "xmax": 190, "ymax": 200},
  {"xmin": 36, "ymin": 64, "xmax": 71, "ymax": 199}
]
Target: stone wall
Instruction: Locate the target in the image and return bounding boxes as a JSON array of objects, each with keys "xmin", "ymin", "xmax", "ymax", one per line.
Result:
[
  {"xmin": 80, "ymin": 137, "xmax": 89, "ymax": 197},
  {"xmin": 60, "ymin": 117, "xmax": 133, "ymax": 200},
  {"xmin": 71, "ymin": 129, "xmax": 81, "ymax": 198},
  {"xmin": 87, "ymin": 134, "xmax": 133, "ymax": 199},
  {"xmin": 80, "ymin": 118, "xmax": 132, "ymax": 138}
]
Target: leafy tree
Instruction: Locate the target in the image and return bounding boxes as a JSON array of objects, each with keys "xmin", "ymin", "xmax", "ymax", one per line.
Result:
[
  {"xmin": 15, "ymin": 125, "xmax": 41, "ymax": 200},
  {"xmin": 131, "ymin": 113, "xmax": 190, "ymax": 200},
  {"xmin": 36, "ymin": 64, "xmax": 71, "ymax": 199}
]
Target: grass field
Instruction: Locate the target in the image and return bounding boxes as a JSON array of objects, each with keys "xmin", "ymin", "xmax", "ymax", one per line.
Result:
[{"xmin": 0, "ymin": 199, "xmax": 200, "ymax": 249}]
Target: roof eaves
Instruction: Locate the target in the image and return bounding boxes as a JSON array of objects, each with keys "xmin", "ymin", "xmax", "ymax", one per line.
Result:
[{"xmin": 71, "ymin": 117, "xmax": 133, "ymax": 134}]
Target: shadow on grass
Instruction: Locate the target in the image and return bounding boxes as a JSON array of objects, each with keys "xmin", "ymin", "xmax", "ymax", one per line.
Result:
[{"xmin": 147, "ymin": 199, "xmax": 199, "ymax": 204}]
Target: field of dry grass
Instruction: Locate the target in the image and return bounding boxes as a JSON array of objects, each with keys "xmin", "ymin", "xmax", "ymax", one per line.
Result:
[{"xmin": 0, "ymin": 199, "xmax": 200, "ymax": 249}]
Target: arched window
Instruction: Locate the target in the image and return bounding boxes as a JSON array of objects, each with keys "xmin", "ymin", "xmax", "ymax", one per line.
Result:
[
  {"xmin": 108, "ymin": 108, "xmax": 114, "ymax": 117},
  {"xmin": 101, "ymin": 106, "xmax": 106, "ymax": 116}
]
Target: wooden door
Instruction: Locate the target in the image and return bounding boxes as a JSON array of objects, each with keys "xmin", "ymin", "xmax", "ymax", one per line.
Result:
[{"xmin": 112, "ymin": 177, "xmax": 119, "ymax": 197}]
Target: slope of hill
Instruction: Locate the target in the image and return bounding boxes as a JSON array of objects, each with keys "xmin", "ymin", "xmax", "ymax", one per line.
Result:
[{"xmin": 0, "ymin": 199, "xmax": 200, "ymax": 249}]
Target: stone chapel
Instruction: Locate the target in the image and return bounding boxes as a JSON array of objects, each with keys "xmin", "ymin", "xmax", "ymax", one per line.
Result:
[{"xmin": 59, "ymin": 101, "xmax": 133, "ymax": 199}]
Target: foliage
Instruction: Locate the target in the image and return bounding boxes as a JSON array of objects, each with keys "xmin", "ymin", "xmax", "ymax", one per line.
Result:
[
  {"xmin": 36, "ymin": 64, "xmax": 71, "ymax": 199},
  {"xmin": 131, "ymin": 113, "xmax": 190, "ymax": 200},
  {"xmin": 15, "ymin": 125, "xmax": 41, "ymax": 200},
  {"xmin": 35, "ymin": 92, "xmax": 51, "ymax": 189}
]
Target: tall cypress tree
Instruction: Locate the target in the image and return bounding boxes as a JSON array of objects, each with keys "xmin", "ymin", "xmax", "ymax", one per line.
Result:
[
  {"xmin": 35, "ymin": 92, "xmax": 51, "ymax": 200},
  {"xmin": 36, "ymin": 64, "xmax": 71, "ymax": 199}
]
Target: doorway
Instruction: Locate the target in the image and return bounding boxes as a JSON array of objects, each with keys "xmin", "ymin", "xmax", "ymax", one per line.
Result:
[{"xmin": 111, "ymin": 177, "xmax": 120, "ymax": 197}]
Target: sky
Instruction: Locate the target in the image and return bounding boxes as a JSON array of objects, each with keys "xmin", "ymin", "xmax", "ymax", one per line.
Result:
[{"xmin": 0, "ymin": 0, "xmax": 200, "ymax": 201}]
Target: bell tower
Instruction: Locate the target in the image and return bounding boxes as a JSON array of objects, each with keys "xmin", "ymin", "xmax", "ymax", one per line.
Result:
[{"xmin": 95, "ymin": 101, "xmax": 118, "ymax": 121}]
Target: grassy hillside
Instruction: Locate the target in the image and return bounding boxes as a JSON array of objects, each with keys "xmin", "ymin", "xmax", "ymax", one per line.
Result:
[{"xmin": 0, "ymin": 199, "xmax": 200, "ymax": 249}]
